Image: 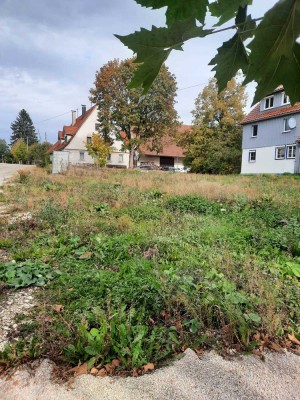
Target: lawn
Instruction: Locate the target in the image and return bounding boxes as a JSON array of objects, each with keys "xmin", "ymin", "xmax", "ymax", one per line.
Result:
[{"xmin": 0, "ymin": 168, "xmax": 300, "ymax": 372}]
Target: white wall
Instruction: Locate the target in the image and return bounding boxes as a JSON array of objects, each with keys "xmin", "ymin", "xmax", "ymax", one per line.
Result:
[
  {"xmin": 108, "ymin": 151, "xmax": 130, "ymax": 167},
  {"xmin": 241, "ymin": 146, "xmax": 296, "ymax": 174},
  {"xmin": 68, "ymin": 150, "xmax": 94, "ymax": 165},
  {"xmin": 63, "ymin": 108, "xmax": 129, "ymax": 167}
]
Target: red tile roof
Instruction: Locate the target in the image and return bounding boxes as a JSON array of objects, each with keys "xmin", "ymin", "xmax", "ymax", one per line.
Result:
[
  {"xmin": 48, "ymin": 105, "xmax": 96, "ymax": 153},
  {"xmin": 141, "ymin": 125, "xmax": 191, "ymax": 158},
  {"xmin": 242, "ymin": 103, "xmax": 300, "ymax": 125},
  {"xmin": 48, "ymin": 140, "xmax": 66, "ymax": 153},
  {"xmin": 64, "ymin": 105, "xmax": 96, "ymax": 136}
]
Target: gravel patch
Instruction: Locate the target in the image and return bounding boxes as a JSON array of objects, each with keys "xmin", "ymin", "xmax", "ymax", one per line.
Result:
[
  {"xmin": 0, "ymin": 288, "xmax": 37, "ymax": 351},
  {"xmin": 1, "ymin": 349, "xmax": 300, "ymax": 400}
]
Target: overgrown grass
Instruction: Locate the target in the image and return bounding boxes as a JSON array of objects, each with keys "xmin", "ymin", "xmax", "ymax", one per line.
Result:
[{"xmin": 0, "ymin": 168, "xmax": 300, "ymax": 371}]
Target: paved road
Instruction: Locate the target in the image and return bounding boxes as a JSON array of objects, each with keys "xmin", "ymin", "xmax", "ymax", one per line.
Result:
[{"xmin": 0, "ymin": 164, "xmax": 35, "ymax": 186}]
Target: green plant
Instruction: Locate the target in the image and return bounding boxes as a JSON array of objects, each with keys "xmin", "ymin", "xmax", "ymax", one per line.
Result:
[
  {"xmin": 0, "ymin": 260, "xmax": 54, "ymax": 288},
  {"xmin": 117, "ymin": 1, "xmax": 300, "ymax": 108},
  {"xmin": 165, "ymin": 195, "xmax": 220, "ymax": 215}
]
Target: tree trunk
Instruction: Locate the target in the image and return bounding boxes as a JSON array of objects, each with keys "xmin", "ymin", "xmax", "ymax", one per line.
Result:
[{"xmin": 129, "ymin": 148, "xmax": 134, "ymax": 168}]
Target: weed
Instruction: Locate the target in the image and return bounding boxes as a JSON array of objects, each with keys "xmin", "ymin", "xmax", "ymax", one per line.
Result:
[
  {"xmin": 1, "ymin": 168, "xmax": 300, "ymax": 371},
  {"xmin": 165, "ymin": 195, "xmax": 220, "ymax": 215},
  {"xmin": 17, "ymin": 170, "xmax": 31, "ymax": 184},
  {"xmin": 0, "ymin": 260, "xmax": 55, "ymax": 288}
]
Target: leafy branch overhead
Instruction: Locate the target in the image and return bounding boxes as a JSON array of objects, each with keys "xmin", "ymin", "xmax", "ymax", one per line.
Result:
[{"xmin": 116, "ymin": 0, "xmax": 300, "ymax": 105}]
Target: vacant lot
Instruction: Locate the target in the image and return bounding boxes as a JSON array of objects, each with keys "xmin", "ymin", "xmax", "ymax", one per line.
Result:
[{"xmin": 0, "ymin": 168, "xmax": 300, "ymax": 373}]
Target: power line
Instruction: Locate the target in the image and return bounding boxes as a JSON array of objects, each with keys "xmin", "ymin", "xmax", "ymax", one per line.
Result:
[
  {"xmin": 178, "ymin": 82, "xmax": 207, "ymax": 91},
  {"xmin": 35, "ymin": 110, "xmax": 73, "ymax": 124}
]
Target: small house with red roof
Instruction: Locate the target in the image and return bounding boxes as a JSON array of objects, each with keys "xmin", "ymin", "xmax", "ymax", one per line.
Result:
[
  {"xmin": 241, "ymin": 87, "xmax": 300, "ymax": 174},
  {"xmin": 138, "ymin": 125, "xmax": 190, "ymax": 169},
  {"xmin": 48, "ymin": 105, "xmax": 129, "ymax": 172}
]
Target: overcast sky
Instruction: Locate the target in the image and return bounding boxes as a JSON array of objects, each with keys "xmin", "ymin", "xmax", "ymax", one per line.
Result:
[{"xmin": 0, "ymin": 0, "xmax": 277, "ymax": 144}]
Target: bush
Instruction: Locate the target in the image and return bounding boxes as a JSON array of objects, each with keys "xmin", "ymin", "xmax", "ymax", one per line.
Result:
[{"xmin": 165, "ymin": 195, "xmax": 220, "ymax": 214}]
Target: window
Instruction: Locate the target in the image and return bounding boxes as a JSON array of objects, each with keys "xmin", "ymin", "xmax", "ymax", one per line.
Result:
[
  {"xmin": 107, "ymin": 154, "xmax": 111, "ymax": 161},
  {"xmin": 265, "ymin": 96, "xmax": 274, "ymax": 109},
  {"xmin": 251, "ymin": 125, "xmax": 258, "ymax": 137},
  {"xmin": 249, "ymin": 150, "xmax": 256, "ymax": 162},
  {"xmin": 118, "ymin": 154, "xmax": 124, "ymax": 163},
  {"xmin": 87, "ymin": 136, "xmax": 92, "ymax": 144},
  {"xmin": 287, "ymin": 144, "xmax": 296, "ymax": 159},
  {"xmin": 282, "ymin": 93, "xmax": 290, "ymax": 105},
  {"xmin": 275, "ymin": 146, "xmax": 285, "ymax": 160},
  {"xmin": 79, "ymin": 151, "xmax": 85, "ymax": 161},
  {"xmin": 283, "ymin": 118, "xmax": 290, "ymax": 132}
]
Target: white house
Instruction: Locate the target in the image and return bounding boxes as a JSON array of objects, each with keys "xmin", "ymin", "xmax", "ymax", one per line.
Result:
[
  {"xmin": 48, "ymin": 105, "xmax": 129, "ymax": 172},
  {"xmin": 241, "ymin": 87, "xmax": 300, "ymax": 174},
  {"xmin": 49, "ymin": 105, "xmax": 190, "ymax": 172}
]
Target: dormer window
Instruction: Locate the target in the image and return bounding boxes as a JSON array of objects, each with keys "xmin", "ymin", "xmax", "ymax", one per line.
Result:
[
  {"xmin": 264, "ymin": 96, "xmax": 274, "ymax": 110},
  {"xmin": 282, "ymin": 93, "xmax": 290, "ymax": 105}
]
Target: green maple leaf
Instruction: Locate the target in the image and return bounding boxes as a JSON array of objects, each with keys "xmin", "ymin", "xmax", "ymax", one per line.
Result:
[
  {"xmin": 245, "ymin": 0, "xmax": 300, "ymax": 85},
  {"xmin": 135, "ymin": 0, "xmax": 208, "ymax": 26},
  {"xmin": 209, "ymin": 10, "xmax": 255, "ymax": 92},
  {"xmin": 253, "ymin": 43, "xmax": 300, "ymax": 105},
  {"xmin": 209, "ymin": 0, "xmax": 252, "ymax": 26},
  {"xmin": 209, "ymin": 33, "xmax": 248, "ymax": 92},
  {"xmin": 116, "ymin": 19, "xmax": 211, "ymax": 93}
]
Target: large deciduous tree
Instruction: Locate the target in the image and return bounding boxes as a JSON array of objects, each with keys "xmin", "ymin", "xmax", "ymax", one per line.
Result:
[
  {"xmin": 10, "ymin": 109, "xmax": 38, "ymax": 146},
  {"xmin": 89, "ymin": 58, "xmax": 178, "ymax": 167},
  {"xmin": 180, "ymin": 77, "xmax": 246, "ymax": 174},
  {"xmin": 117, "ymin": 1, "xmax": 300, "ymax": 105}
]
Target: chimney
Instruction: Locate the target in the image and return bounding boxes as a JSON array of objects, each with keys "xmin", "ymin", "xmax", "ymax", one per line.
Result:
[
  {"xmin": 81, "ymin": 104, "xmax": 86, "ymax": 118},
  {"xmin": 71, "ymin": 110, "xmax": 76, "ymax": 126}
]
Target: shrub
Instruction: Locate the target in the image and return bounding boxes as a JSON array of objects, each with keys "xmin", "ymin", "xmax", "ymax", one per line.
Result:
[{"xmin": 165, "ymin": 195, "xmax": 220, "ymax": 214}]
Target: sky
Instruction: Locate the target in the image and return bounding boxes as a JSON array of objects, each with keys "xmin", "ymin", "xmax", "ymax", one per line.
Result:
[{"xmin": 0, "ymin": 0, "xmax": 278, "ymax": 144}]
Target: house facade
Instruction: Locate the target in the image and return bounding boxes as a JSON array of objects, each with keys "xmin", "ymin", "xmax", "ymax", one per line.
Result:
[
  {"xmin": 49, "ymin": 105, "xmax": 189, "ymax": 172},
  {"xmin": 48, "ymin": 105, "xmax": 129, "ymax": 172},
  {"xmin": 241, "ymin": 87, "xmax": 300, "ymax": 174}
]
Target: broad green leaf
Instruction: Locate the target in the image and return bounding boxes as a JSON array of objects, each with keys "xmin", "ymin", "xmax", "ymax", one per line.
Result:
[
  {"xmin": 209, "ymin": 33, "xmax": 249, "ymax": 92},
  {"xmin": 135, "ymin": 0, "xmax": 208, "ymax": 26},
  {"xmin": 247, "ymin": 313, "xmax": 261, "ymax": 324},
  {"xmin": 116, "ymin": 19, "xmax": 211, "ymax": 92},
  {"xmin": 209, "ymin": 0, "xmax": 252, "ymax": 26},
  {"xmin": 245, "ymin": 0, "xmax": 300, "ymax": 85},
  {"xmin": 252, "ymin": 43, "xmax": 300, "ymax": 105}
]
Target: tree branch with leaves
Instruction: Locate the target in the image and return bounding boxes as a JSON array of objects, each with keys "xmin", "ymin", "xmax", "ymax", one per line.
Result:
[
  {"xmin": 116, "ymin": 0, "xmax": 300, "ymax": 105},
  {"xmin": 85, "ymin": 133, "xmax": 111, "ymax": 168}
]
